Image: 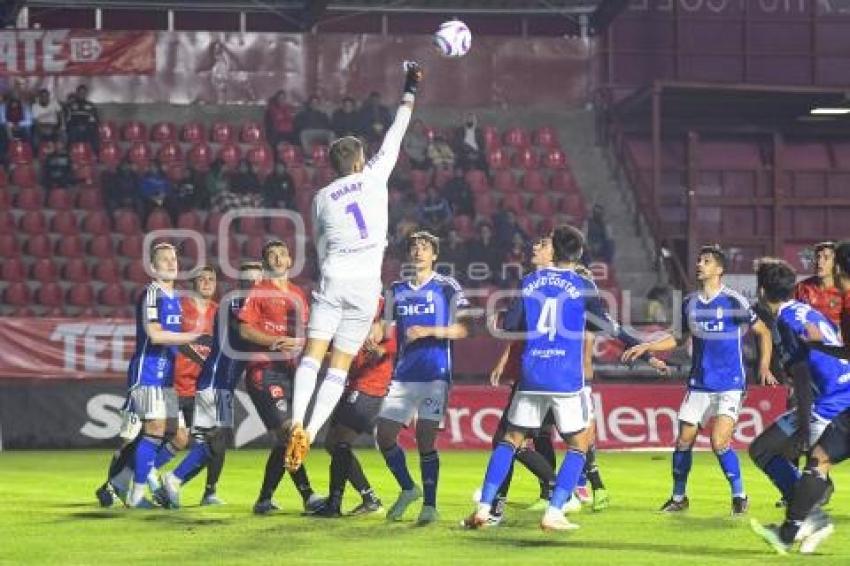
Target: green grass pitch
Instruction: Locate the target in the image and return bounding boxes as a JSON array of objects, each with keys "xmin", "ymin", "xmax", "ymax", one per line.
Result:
[{"xmin": 2, "ymin": 449, "xmax": 848, "ymax": 565}]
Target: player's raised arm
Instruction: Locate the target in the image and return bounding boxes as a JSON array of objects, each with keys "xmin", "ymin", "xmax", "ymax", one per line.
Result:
[{"xmin": 364, "ymin": 61, "xmax": 422, "ymax": 183}]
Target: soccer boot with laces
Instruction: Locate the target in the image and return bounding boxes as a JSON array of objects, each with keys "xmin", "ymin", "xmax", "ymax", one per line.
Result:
[
  {"xmin": 386, "ymin": 484, "xmax": 422, "ymax": 521},
  {"xmin": 659, "ymin": 496, "xmax": 689, "ymax": 513}
]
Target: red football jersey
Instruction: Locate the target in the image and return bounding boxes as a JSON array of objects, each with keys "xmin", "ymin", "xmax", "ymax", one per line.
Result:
[
  {"xmin": 347, "ymin": 298, "xmax": 395, "ymax": 397},
  {"xmin": 794, "ymin": 276, "xmax": 843, "ymax": 327},
  {"xmin": 173, "ymin": 297, "xmax": 217, "ymax": 397}
]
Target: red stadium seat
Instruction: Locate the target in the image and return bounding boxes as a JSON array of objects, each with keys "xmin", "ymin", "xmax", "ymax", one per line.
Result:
[
  {"xmin": 514, "ymin": 148, "xmax": 540, "ymax": 170},
  {"xmin": 63, "ymin": 258, "xmax": 90, "ymax": 283},
  {"xmin": 98, "ymin": 142, "xmax": 122, "ymax": 168},
  {"xmin": 70, "ymin": 142, "xmax": 94, "ymax": 165},
  {"xmin": 530, "ymin": 194, "xmax": 555, "ymax": 217},
  {"xmin": 88, "ymin": 234, "xmax": 115, "ymax": 259},
  {"xmin": 562, "ymin": 193, "xmax": 586, "ymax": 219},
  {"xmin": 119, "ymin": 233, "xmax": 144, "ymax": 259},
  {"xmin": 125, "ymin": 262, "xmax": 150, "ymax": 285},
  {"xmin": 240, "ymin": 216, "xmax": 266, "ymax": 237},
  {"xmin": 487, "ymin": 148, "xmax": 509, "ymax": 171},
  {"xmin": 452, "ymin": 215, "xmax": 475, "ymax": 239},
  {"xmin": 83, "ymin": 211, "xmax": 112, "ymax": 236},
  {"xmin": 482, "ymin": 125, "xmax": 500, "ymax": 150},
  {"xmin": 516, "ymin": 215, "xmax": 534, "ymax": 236},
  {"xmin": 46, "ymin": 188, "xmax": 74, "ymax": 210},
  {"xmin": 25, "ymin": 233, "xmax": 52, "ymax": 258},
  {"xmin": 288, "ymin": 165, "xmax": 310, "ymax": 192},
  {"xmin": 98, "ymin": 121, "xmax": 118, "ymax": 143},
  {"xmin": 122, "ymin": 121, "xmax": 147, "ymax": 142},
  {"xmin": 99, "ymin": 283, "xmax": 128, "ymax": 306},
  {"xmin": 68, "ymin": 283, "xmax": 95, "ymax": 308},
  {"xmin": 205, "ymin": 211, "xmax": 225, "ymax": 234},
  {"xmin": 8, "ymin": 139, "xmax": 33, "ymax": 164},
  {"xmin": 114, "ymin": 209, "xmax": 142, "ymax": 236},
  {"xmin": 311, "ymin": 145, "xmax": 329, "ymax": 167},
  {"xmin": 277, "ymin": 143, "xmax": 302, "ymax": 167},
  {"xmin": 50, "ymin": 210, "xmax": 79, "ymax": 236},
  {"xmin": 474, "ymin": 193, "xmax": 496, "ymax": 217},
  {"xmin": 241, "ymin": 121, "xmax": 264, "ymax": 144},
  {"xmin": 550, "ymin": 170, "xmax": 576, "ymax": 192},
  {"xmin": 242, "ymin": 236, "xmax": 265, "ymax": 259},
  {"xmin": 57, "ymin": 234, "xmax": 85, "ymax": 258},
  {"xmin": 16, "ymin": 187, "xmax": 44, "ymax": 211},
  {"xmin": 533, "ymin": 126, "xmax": 558, "ymax": 148},
  {"xmin": 11, "ymin": 164, "xmax": 37, "ymax": 188},
  {"xmin": 1, "ymin": 257, "xmax": 25, "ymax": 282},
  {"xmin": 181, "ymin": 122, "xmax": 205, "ymax": 144},
  {"xmin": 156, "ymin": 141, "xmax": 183, "ymax": 164},
  {"xmin": 543, "ymin": 148, "xmax": 568, "ymax": 170},
  {"xmin": 93, "ymin": 258, "xmax": 121, "ymax": 283},
  {"xmin": 0, "ymin": 234, "xmax": 20, "ymax": 257},
  {"xmin": 0, "ymin": 167, "xmax": 7, "ymax": 190},
  {"xmin": 145, "ymin": 208, "xmax": 173, "ymax": 231},
  {"xmin": 504, "ymin": 127, "xmax": 531, "ymax": 149},
  {"xmin": 247, "ymin": 145, "xmax": 274, "ymax": 175},
  {"xmin": 502, "ymin": 193, "xmax": 525, "ymax": 214},
  {"xmin": 72, "ymin": 163, "xmax": 97, "ymax": 187},
  {"xmin": 465, "ymin": 169, "xmax": 489, "ymax": 192},
  {"xmin": 0, "ymin": 211, "xmax": 15, "ymax": 234},
  {"xmin": 128, "ymin": 142, "xmax": 152, "ymax": 167},
  {"xmin": 211, "ymin": 122, "xmax": 235, "ymax": 144},
  {"xmin": 522, "ymin": 170, "xmax": 547, "ymax": 193},
  {"xmin": 36, "ymin": 282, "xmax": 64, "ymax": 308},
  {"xmin": 77, "ymin": 187, "xmax": 104, "ymax": 209},
  {"xmin": 151, "ymin": 122, "xmax": 177, "ymax": 143},
  {"xmin": 492, "ymin": 170, "xmax": 516, "ymax": 193},
  {"xmin": 188, "ymin": 143, "xmax": 213, "ymax": 172},
  {"xmin": 32, "ymin": 258, "xmax": 59, "ymax": 283},
  {"xmin": 217, "ymin": 143, "xmax": 241, "ymax": 169},
  {"xmin": 0, "ymin": 189, "xmax": 9, "ymax": 209},
  {"xmin": 268, "ymin": 216, "xmax": 295, "ymax": 239},
  {"xmin": 20, "ymin": 211, "xmax": 47, "ymax": 236},
  {"xmin": 176, "ymin": 211, "xmax": 203, "ymax": 232},
  {"xmin": 5, "ymin": 282, "xmax": 31, "ymax": 307},
  {"xmin": 179, "ymin": 238, "xmax": 203, "ymax": 263}
]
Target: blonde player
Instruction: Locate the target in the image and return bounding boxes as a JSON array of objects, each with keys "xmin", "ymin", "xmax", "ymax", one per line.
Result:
[{"xmin": 286, "ymin": 62, "xmax": 423, "ymax": 469}]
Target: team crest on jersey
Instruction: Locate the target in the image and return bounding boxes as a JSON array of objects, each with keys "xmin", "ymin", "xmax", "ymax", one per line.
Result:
[
  {"xmin": 348, "ymin": 391, "xmax": 359, "ymax": 404},
  {"xmin": 269, "ymin": 385, "xmax": 284, "ymax": 399},
  {"xmin": 716, "ymin": 307, "xmax": 723, "ymax": 319}
]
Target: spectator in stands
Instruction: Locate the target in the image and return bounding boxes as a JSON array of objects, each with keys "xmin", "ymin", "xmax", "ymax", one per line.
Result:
[
  {"xmin": 441, "ymin": 166, "xmax": 475, "ymax": 217},
  {"xmin": 263, "ymin": 161, "xmax": 295, "ymax": 209},
  {"xmin": 646, "ymin": 285, "xmax": 673, "ymax": 323},
  {"xmin": 294, "ymin": 95, "xmax": 333, "ymax": 154},
  {"xmin": 207, "ymin": 159, "xmax": 231, "ymax": 212},
  {"xmin": 32, "ymin": 88, "xmax": 62, "ymax": 149},
  {"xmin": 467, "ymin": 222, "xmax": 502, "ymax": 285},
  {"xmin": 437, "ymin": 228, "xmax": 470, "ymax": 284},
  {"xmin": 173, "ymin": 165, "xmax": 208, "ymax": 213},
  {"xmin": 0, "ymin": 96, "xmax": 33, "ymax": 143},
  {"xmin": 212, "ymin": 159, "xmax": 263, "ymax": 212},
  {"xmin": 358, "ymin": 91, "xmax": 391, "ymax": 143},
  {"xmin": 428, "ymin": 135, "xmax": 455, "ymax": 171},
  {"xmin": 264, "ymin": 90, "xmax": 296, "ymax": 149},
  {"xmin": 453, "ymin": 112, "xmax": 486, "ymax": 171},
  {"xmin": 417, "ymin": 186, "xmax": 453, "ymax": 236},
  {"xmin": 65, "ymin": 85, "xmax": 99, "ymax": 153},
  {"xmin": 331, "ymin": 96, "xmax": 360, "ymax": 138},
  {"xmin": 403, "ymin": 119, "xmax": 431, "ymax": 170},
  {"xmin": 492, "ymin": 207, "xmax": 527, "ymax": 249},
  {"xmin": 138, "ymin": 162, "xmax": 175, "ymax": 223},
  {"xmin": 42, "ymin": 140, "xmax": 75, "ymax": 190},
  {"xmin": 101, "ymin": 159, "xmax": 139, "ymax": 213},
  {"xmin": 390, "ymin": 214, "xmax": 420, "ymax": 258},
  {"xmin": 388, "ymin": 187, "xmax": 417, "ymax": 236},
  {"xmin": 584, "ymin": 204, "xmax": 615, "ymax": 262}
]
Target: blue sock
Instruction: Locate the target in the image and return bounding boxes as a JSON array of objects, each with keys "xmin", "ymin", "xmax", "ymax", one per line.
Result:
[
  {"xmin": 420, "ymin": 451, "xmax": 439, "ymax": 507},
  {"xmin": 154, "ymin": 441, "xmax": 178, "ymax": 469},
  {"xmin": 672, "ymin": 447, "xmax": 693, "ymax": 498},
  {"xmin": 577, "ymin": 470, "xmax": 588, "ymax": 488},
  {"xmin": 763, "ymin": 456, "xmax": 802, "ymax": 501},
  {"xmin": 480, "ymin": 442, "xmax": 516, "ymax": 505},
  {"xmin": 716, "ymin": 447, "xmax": 744, "ymax": 497},
  {"xmin": 134, "ymin": 435, "xmax": 161, "ymax": 485},
  {"xmin": 173, "ymin": 442, "xmax": 211, "ymax": 483},
  {"xmin": 550, "ymin": 449, "xmax": 586, "ymax": 510},
  {"xmin": 382, "ymin": 444, "xmax": 415, "ymax": 491}
]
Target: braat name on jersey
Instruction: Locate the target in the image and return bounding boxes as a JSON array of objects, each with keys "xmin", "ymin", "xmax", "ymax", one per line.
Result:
[
  {"xmin": 522, "ymin": 272, "xmax": 582, "ymax": 299},
  {"xmin": 330, "ymin": 182, "xmax": 363, "ymax": 201}
]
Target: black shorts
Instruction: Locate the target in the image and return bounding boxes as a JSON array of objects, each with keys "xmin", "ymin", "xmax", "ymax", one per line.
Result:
[
  {"xmin": 246, "ymin": 366, "xmax": 294, "ymax": 432},
  {"xmin": 331, "ymin": 390, "xmax": 384, "ymax": 435},
  {"xmin": 817, "ymin": 409, "xmax": 850, "ymax": 465},
  {"xmin": 495, "ymin": 382, "xmax": 555, "ymax": 438},
  {"xmin": 179, "ymin": 396, "xmax": 195, "ymax": 429}
]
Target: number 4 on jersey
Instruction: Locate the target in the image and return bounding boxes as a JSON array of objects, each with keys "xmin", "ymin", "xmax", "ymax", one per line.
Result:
[{"xmin": 537, "ymin": 297, "xmax": 558, "ymax": 341}]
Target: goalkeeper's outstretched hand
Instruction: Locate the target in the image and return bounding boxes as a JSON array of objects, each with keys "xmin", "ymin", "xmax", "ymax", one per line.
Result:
[{"xmin": 403, "ymin": 60, "xmax": 423, "ymax": 95}]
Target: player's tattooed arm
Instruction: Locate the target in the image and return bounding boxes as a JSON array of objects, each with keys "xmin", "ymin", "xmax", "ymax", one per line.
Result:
[{"xmin": 788, "ymin": 359, "xmax": 814, "ymax": 453}]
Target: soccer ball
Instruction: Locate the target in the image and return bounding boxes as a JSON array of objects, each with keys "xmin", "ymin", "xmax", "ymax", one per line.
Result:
[{"xmin": 433, "ymin": 20, "xmax": 471, "ymax": 58}]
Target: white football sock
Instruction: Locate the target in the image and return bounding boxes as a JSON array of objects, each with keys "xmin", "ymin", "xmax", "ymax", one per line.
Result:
[
  {"xmin": 305, "ymin": 368, "xmax": 348, "ymax": 441},
  {"xmin": 129, "ymin": 483, "xmax": 146, "ymax": 505},
  {"xmin": 292, "ymin": 357, "xmax": 320, "ymax": 425}
]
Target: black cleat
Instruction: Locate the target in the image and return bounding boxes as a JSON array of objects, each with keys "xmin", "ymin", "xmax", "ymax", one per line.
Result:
[
  {"xmin": 821, "ymin": 477, "xmax": 835, "ymax": 506},
  {"xmin": 95, "ymin": 483, "xmax": 115, "ymax": 508},
  {"xmin": 659, "ymin": 496, "xmax": 689, "ymax": 513},
  {"xmin": 313, "ymin": 502, "xmax": 343, "ymax": 518},
  {"xmin": 349, "ymin": 499, "xmax": 383, "ymax": 516},
  {"xmin": 732, "ymin": 496, "xmax": 749, "ymax": 516}
]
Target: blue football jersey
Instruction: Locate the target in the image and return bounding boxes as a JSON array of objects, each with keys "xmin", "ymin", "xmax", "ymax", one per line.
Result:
[
  {"xmin": 391, "ymin": 273, "xmax": 470, "ymax": 383},
  {"xmin": 127, "ymin": 282, "xmax": 183, "ymax": 389},
  {"xmin": 682, "ymin": 287, "xmax": 757, "ymax": 392},
  {"xmin": 776, "ymin": 300, "xmax": 850, "ymax": 420},
  {"xmin": 196, "ymin": 297, "xmax": 248, "ymax": 392},
  {"xmin": 504, "ymin": 267, "xmax": 637, "ymax": 395}
]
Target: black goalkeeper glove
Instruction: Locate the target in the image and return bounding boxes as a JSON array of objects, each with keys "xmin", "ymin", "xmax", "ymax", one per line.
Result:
[{"xmin": 403, "ymin": 60, "xmax": 423, "ymax": 96}]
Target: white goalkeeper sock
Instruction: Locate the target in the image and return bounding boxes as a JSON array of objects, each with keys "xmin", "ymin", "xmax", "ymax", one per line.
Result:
[
  {"xmin": 292, "ymin": 357, "xmax": 320, "ymax": 426},
  {"xmin": 305, "ymin": 368, "xmax": 348, "ymax": 441}
]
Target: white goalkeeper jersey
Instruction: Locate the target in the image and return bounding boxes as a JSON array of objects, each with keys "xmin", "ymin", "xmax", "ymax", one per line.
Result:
[{"xmin": 311, "ymin": 103, "xmax": 412, "ymax": 280}]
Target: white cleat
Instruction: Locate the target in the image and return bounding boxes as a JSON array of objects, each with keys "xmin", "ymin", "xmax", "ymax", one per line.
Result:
[
  {"xmin": 541, "ymin": 509, "xmax": 580, "ymax": 532},
  {"xmin": 563, "ymin": 496, "xmax": 582, "ymax": 514}
]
